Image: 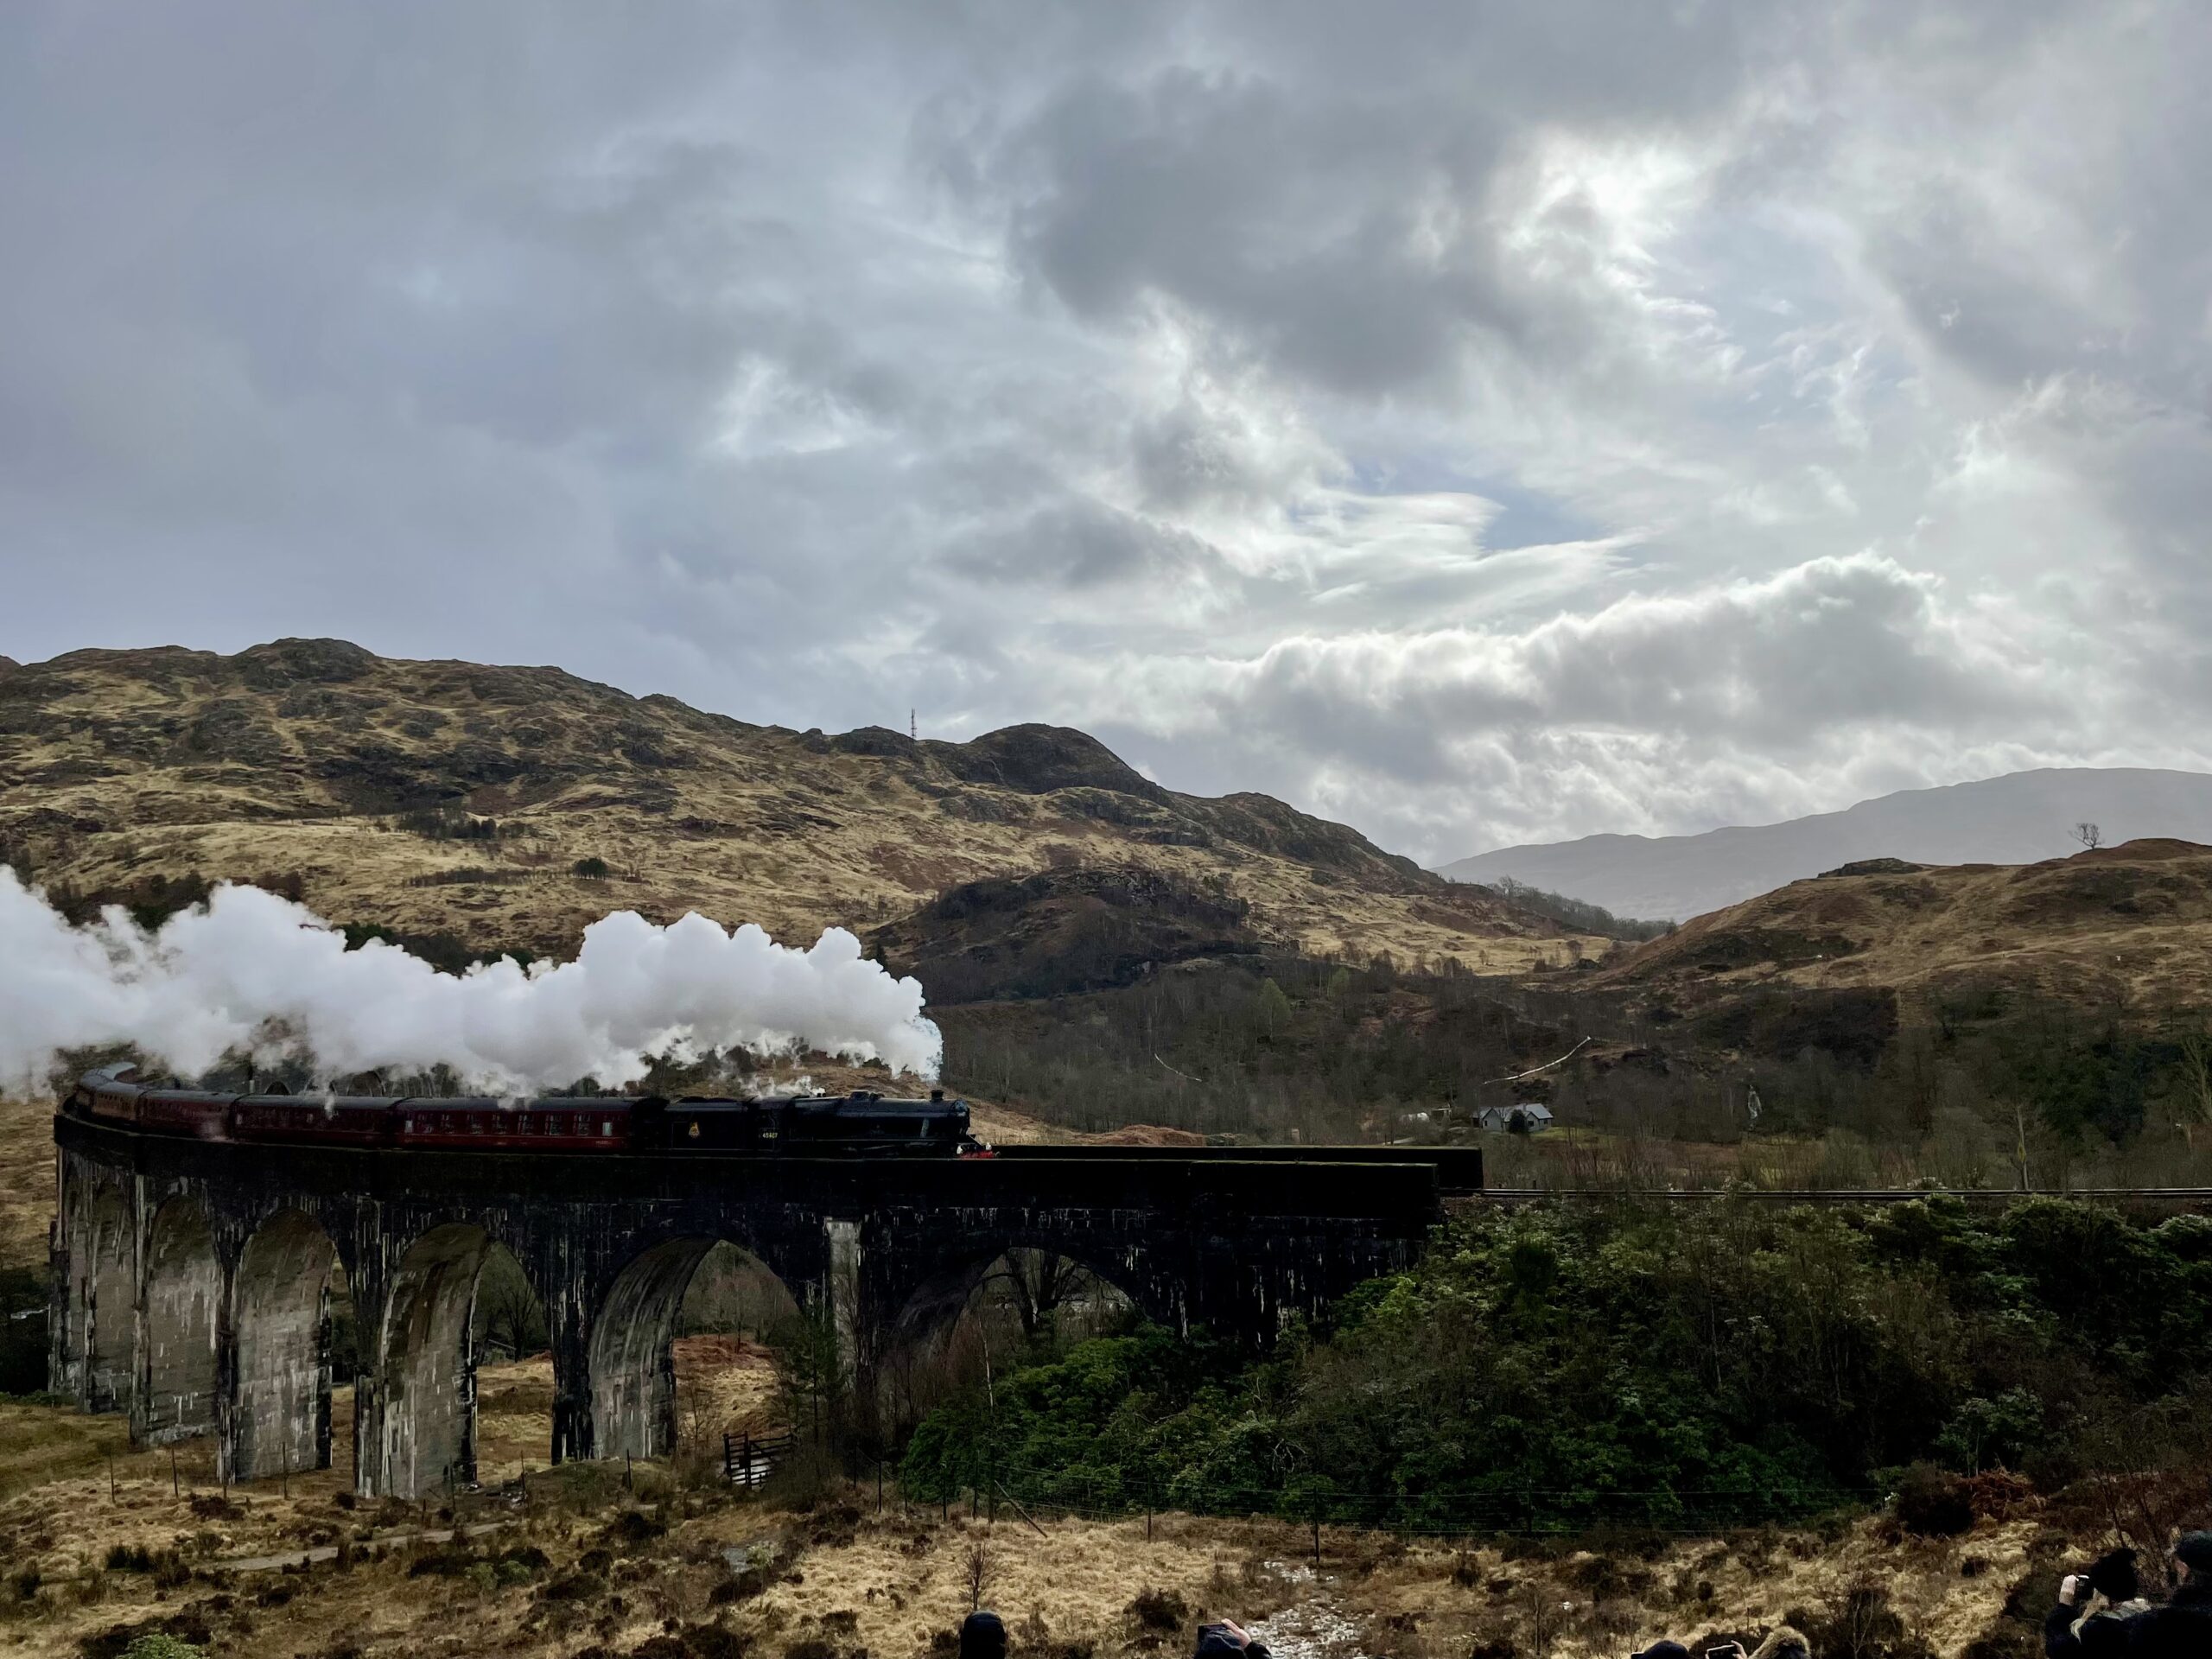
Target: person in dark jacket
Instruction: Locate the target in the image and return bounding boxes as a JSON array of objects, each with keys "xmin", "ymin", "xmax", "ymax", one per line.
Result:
[
  {"xmin": 2120, "ymin": 1530, "xmax": 2212, "ymax": 1656},
  {"xmin": 2045, "ymin": 1548, "xmax": 2145, "ymax": 1657},
  {"xmin": 958, "ymin": 1611, "xmax": 1007, "ymax": 1659},
  {"xmin": 1193, "ymin": 1618, "xmax": 1272, "ymax": 1657}
]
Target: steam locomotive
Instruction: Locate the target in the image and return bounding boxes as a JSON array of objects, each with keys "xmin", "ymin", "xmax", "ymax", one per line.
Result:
[{"xmin": 67, "ymin": 1068, "xmax": 992, "ymax": 1159}]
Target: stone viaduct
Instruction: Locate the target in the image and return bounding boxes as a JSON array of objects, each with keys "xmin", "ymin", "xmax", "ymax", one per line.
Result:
[{"xmin": 49, "ymin": 1113, "xmax": 1453, "ymax": 1499}]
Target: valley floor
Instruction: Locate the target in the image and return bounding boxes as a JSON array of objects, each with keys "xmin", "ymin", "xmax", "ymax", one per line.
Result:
[
  {"xmin": 0, "ymin": 1090, "xmax": 2176, "ymax": 1658},
  {"xmin": 0, "ymin": 1379, "xmax": 2055, "ymax": 1659}
]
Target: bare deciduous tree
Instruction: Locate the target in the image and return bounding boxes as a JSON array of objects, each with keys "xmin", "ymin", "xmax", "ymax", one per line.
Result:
[
  {"xmin": 2075, "ymin": 821, "xmax": 2103, "ymax": 850},
  {"xmin": 976, "ymin": 1249, "xmax": 1101, "ymax": 1342}
]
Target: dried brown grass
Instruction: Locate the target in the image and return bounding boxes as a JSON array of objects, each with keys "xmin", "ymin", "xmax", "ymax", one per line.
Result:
[
  {"xmin": 0, "ymin": 1368, "xmax": 2104, "ymax": 1659},
  {"xmin": 0, "ymin": 1092, "xmax": 55, "ymax": 1272}
]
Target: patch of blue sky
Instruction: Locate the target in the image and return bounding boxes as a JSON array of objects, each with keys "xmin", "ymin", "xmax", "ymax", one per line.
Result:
[{"xmin": 1342, "ymin": 454, "xmax": 1610, "ymax": 554}]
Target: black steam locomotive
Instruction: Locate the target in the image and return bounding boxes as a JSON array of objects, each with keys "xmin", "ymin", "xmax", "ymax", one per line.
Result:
[{"xmin": 67, "ymin": 1068, "xmax": 991, "ymax": 1159}]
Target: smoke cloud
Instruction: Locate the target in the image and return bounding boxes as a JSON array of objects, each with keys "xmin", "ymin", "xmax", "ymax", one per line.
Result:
[{"xmin": 0, "ymin": 874, "xmax": 942, "ymax": 1096}]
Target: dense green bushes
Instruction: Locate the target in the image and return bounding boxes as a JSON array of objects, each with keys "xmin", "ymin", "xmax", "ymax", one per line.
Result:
[{"xmin": 900, "ymin": 1198, "xmax": 2212, "ymax": 1533}]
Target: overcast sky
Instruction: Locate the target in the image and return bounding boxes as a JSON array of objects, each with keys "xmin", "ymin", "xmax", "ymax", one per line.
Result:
[{"xmin": 6, "ymin": 3, "xmax": 2210, "ymax": 863}]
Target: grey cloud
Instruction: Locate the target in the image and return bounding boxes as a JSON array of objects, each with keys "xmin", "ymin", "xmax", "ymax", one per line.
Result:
[
  {"xmin": 5, "ymin": 0, "xmax": 2212, "ymax": 869},
  {"xmin": 948, "ymin": 499, "xmax": 1219, "ymax": 589},
  {"xmin": 974, "ymin": 71, "xmax": 1530, "ymax": 401}
]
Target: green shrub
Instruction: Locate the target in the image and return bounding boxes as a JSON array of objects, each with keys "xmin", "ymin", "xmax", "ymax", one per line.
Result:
[
  {"xmin": 1128, "ymin": 1588, "xmax": 1188, "ymax": 1630},
  {"xmin": 1892, "ymin": 1464, "xmax": 1974, "ymax": 1536},
  {"xmin": 120, "ymin": 1640, "xmax": 205, "ymax": 1659},
  {"xmin": 900, "ymin": 1198, "xmax": 2212, "ymax": 1535}
]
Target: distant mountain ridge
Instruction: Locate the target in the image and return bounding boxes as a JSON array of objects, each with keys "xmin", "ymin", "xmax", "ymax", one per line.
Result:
[{"xmin": 1439, "ymin": 767, "xmax": 2212, "ymax": 922}]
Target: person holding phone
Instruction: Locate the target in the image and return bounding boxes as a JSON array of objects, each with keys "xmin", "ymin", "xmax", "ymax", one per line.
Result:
[{"xmin": 2046, "ymin": 1546, "xmax": 2145, "ymax": 1657}]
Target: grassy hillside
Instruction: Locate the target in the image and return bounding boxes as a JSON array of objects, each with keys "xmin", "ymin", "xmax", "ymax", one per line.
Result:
[
  {"xmin": 0, "ymin": 638, "xmax": 1582, "ymax": 968},
  {"xmin": 1594, "ymin": 839, "xmax": 2212, "ymax": 1021}
]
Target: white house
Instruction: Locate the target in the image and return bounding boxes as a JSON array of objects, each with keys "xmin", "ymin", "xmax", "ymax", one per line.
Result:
[{"xmin": 1471, "ymin": 1103, "xmax": 1554, "ymax": 1133}]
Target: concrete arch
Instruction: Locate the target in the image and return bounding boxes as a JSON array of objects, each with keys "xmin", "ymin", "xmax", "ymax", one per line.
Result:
[
  {"xmin": 372, "ymin": 1223, "xmax": 493, "ymax": 1499},
  {"xmin": 886, "ymin": 1237, "xmax": 1154, "ymax": 1359},
  {"xmin": 870, "ymin": 1238, "xmax": 1151, "ymax": 1432},
  {"xmin": 588, "ymin": 1236, "xmax": 804, "ymax": 1463},
  {"xmin": 82, "ymin": 1182, "xmax": 136, "ymax": 1414},
  {"xmin": 233, "ymin": 1209, "xmax": 342, "ymax": 1481},
  {"xmin": 140, "ymin": 1197, "xmax": 221, "ymax": 1445}
]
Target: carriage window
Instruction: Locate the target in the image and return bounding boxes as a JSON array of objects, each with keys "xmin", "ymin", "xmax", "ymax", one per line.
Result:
[
  {"xmin": 688, "ymin": 1120, "xmax": 701, "ymax": 1139},
  {"xmin": 602, "ymin": 1120, "xmax": 614, "ymax": 1137}
]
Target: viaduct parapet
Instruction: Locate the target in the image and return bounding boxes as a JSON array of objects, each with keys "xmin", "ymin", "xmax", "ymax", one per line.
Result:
[{"xmin": 49, "ymin": 1116, "xmax": 1443, "ymax": 1498}]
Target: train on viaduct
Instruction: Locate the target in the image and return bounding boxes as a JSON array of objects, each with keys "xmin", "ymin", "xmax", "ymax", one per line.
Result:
[{"xmin": 48, "ymin": 1073, "xmax": 1473, "ymax": 1499}]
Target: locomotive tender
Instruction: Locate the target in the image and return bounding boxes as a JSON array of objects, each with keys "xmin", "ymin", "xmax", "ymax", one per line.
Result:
[{"xmin": 67, "ymin": 1067, "xmax": 990, "ymax": 1158}]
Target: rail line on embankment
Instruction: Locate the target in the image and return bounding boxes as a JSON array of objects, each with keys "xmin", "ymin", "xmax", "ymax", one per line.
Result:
[{"xmin": 1474, "ymin": 1185, "xmax": 2212, "ymax": 1205}]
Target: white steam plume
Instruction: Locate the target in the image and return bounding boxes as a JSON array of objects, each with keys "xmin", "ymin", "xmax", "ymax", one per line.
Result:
[{"xmin": 0, "ymin": 872, "xmax": 941, "ymax": 1095}]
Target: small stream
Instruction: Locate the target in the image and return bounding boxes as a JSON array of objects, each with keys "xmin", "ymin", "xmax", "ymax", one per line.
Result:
[
  {"xmin": 1240, "ymin": 1561, "xmax": 1370, "ymax": 1658},
  {"xmin": 1245, "ymin": 1599, "xmax": 1370, "ymax": 1657}
]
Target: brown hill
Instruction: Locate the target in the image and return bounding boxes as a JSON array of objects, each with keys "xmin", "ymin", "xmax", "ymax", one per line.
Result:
[
  {"xmin": 868, "ymin": 866, "xmax": 1268, "ymax": 1002},
  {"xmin": 1593, "ymin": 836, "xmax": 2212, "ymax": 1020},
  {"xmin": 0, "ymin": 638, "xmax": 1579, "ymax": 968}
]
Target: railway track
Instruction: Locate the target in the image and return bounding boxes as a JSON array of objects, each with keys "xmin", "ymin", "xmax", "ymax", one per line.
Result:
[{"xmin": 1475, "ymin": 1185, "xmax": 2212, "ymax": 1205}]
